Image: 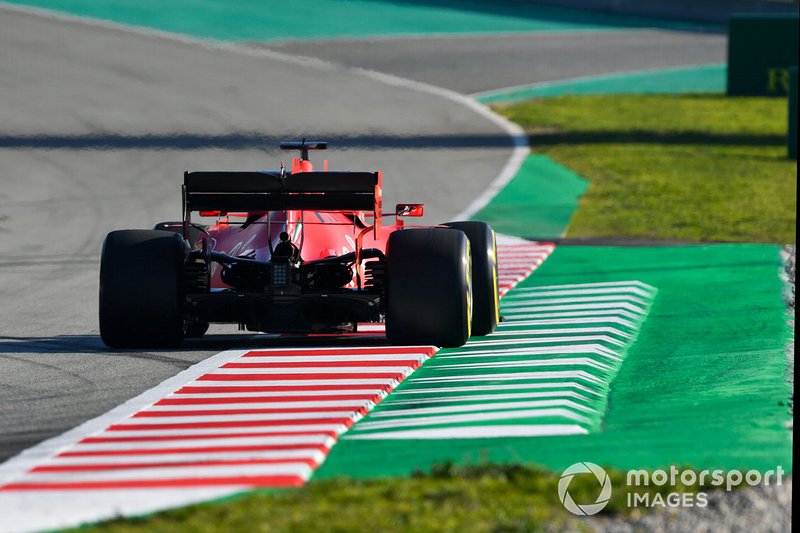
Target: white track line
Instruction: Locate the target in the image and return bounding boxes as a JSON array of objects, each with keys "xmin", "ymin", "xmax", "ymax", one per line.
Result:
[
  {"xmin": 346, "ymin": 424, "xmax": 588, "ymax": 439},
  {"xmin": 354, "ymin": 408, "xmax": 591, "ymax": 430},
  {"xmin": 505, "ymin": 286, "xmax": 656, "ymax": 298},
  {"xmin": 409, "ymin": 370, "xmax": 607, "ymax": 385},
  {"xmin": 502, "ymin": 309, "xmax": 647, "ymax": 321},
  {"xmin": 462, "ymin": 335, "xmax": 627, "ymax": 348},
  {"xmin": 230, "ymin": 354, "xmax": 429, "ymax": 362},
  {"xmin": 487, "ymin": 327, "xmax": 632, "ymax": 339},
  {"xmin": 497, "ymin": 317, "xmax": 639, "ymax": 328},
  {"xmin": 62, "ymin": 436, "xmax": 335, "ymax": 452},
  {"xmin": 501, "ymin": 295, "xmax": 651, "ymax": 307},
  {"xmin": 94, "ymin": 424, "xmax": 348, "ymax": 438},
  {"xmin": 384, "ymin": 390, "xmax": 594, "ymax": 405},
  {"xmin": 437, "ymin": 358, "xmax": 613, "ymax": 372},
  {"xmin": 0, "ymin": 1, "xmax": 529, "ymax": 223},
  {"xmin": 440, "ymin": 344, "xmax": 622, "ymax": 359},
  {"xmin": 370, "ymin": 399, "xmax": 596, "ymax": 418},
  {"xmin": 167, "ymin": 390, "xmax": 386, "ymax": 398},
  {"xmin": 145, "ymin": 400, "xmax": 375, "ymax": 411},
  {"xmin": 40, "ymin": 450, "xmax": 328, "ymax": 466},
  {"xmin": 393, "ymin": 382, "xmax": 604, "ymax": 397}
]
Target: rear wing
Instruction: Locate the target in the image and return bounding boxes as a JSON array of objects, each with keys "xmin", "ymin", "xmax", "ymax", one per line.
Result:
[{"xmin": 182, "ymin": 170, "xmax": 383, "ymax": 233}]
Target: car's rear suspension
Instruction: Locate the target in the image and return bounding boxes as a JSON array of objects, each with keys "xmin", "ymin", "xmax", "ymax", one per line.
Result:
[
  {"xmin": 184, "ymin": 258, "xmax": 209, "ymax": 294},
  {"xmin": 364, "ymin": 260, "xmax": 386, "ymax": 290}
]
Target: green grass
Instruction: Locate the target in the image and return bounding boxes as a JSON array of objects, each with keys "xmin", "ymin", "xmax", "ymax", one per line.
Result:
[
  {"xmin": 493, "ymin": 95, "xmax": 796, "ymax": 243},
  {"xmin": 70, "ymin": 463, "xmax": 719, "ymax": 533}
]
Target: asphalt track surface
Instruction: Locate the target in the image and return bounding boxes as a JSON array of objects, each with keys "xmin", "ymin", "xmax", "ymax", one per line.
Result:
[
  {"xmin": 0, "ymin": 5, "xmax": 724, "ymax": 463},
  {"xmin": 263, "ymin": 30, "xmax": 725, "ymax": 95}
]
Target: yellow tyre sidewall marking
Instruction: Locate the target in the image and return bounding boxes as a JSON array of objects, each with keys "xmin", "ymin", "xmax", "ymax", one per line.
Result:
[
  {"xmin": 465, "ymin": 240, "xmax": 472, "ymax": 339},
  {"xmin": 491, "ymin": 231, "xmax": 500, "ymax": 324}
]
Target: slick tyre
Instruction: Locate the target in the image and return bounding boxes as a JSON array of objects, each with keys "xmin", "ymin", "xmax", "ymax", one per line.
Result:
[
  {"xmin": 185, "ymin": 321, "xmax": 210, "ymax": 339},
  {"xmin": 386, "ymin": 228, "xmax": 472, "ymax": 347},
  {"xmin": 99, "ymin": 230, "xmax": 188, "ymax": 348},
  {"xmin": 444, "ymin": 221, "xmax": 499, "ymax": 336},
  {"xmin": 154, "ymin": 223, "xmax": 209, "ymax": 338}
]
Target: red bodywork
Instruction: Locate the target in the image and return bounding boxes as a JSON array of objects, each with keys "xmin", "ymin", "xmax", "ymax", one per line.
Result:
[
  {"xmin": 203, "ymin": 209, "xmax": 397, "ymax": 289},
  {"xmin": 193, "ymin": 152, "xmax": 410, "ymax": 289},
  {"xmin": 178, "ymin": 143, "xmax": 424, "ymax": 334}
]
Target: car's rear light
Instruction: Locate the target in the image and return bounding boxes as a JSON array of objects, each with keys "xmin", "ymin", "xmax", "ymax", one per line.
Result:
[{"xmin": 271, "ymin": 263, "xmax": 290, "ymax": 285}]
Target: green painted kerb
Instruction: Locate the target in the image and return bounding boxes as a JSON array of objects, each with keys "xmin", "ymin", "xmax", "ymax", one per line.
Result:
[
  {"xmin": 347, "ymin": 280, "xmax": 657, "ymax": 439},
  {"xmin": 317, "ymin": 244, "xmax": 792, "ymax": 478},
  {"xmin": 476, "ymin": 64, "xmax": 727, "ymax": 104},
  {"xmin": 473, "ymin": 154, "xmax": 588, "ymax": 240},
  {"xmin": 5, "ymin": 0, "xmax": 715, "ymax": 41}
]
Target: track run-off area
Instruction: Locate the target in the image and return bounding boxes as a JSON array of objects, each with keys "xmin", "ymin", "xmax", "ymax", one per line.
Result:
[{"xmin": 0, "ymin": 1, "xmax": 792, "ymax": 531}]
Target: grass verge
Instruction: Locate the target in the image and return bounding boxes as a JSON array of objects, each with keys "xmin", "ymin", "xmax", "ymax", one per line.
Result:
[
  {"xmin": 70, "ymin": 463, "xmax": 721, "ymax": 533},
  {"xmin": 493, "ymin": 94, "xmax": 796, "ymax": 243}
]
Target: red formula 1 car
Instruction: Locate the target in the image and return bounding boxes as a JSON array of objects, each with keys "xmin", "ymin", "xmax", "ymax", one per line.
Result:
[{"xmin": 99, "ymin": 141, "xmax": 498, "ymax": 348}]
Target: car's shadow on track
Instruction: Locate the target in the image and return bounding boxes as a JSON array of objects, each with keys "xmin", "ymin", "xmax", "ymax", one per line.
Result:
[{"xmin": 0, "ymin": 333, "xmax": 392, "ymax": 355}]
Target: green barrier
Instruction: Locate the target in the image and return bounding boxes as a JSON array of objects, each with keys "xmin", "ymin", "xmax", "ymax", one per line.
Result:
[
  {"xmin": 790, "ymin": 67, "xmax": 798, "ymax": 160},
  {"xmin": 727, "ymin": 14, "xmax": 799, "ymax": 96}
]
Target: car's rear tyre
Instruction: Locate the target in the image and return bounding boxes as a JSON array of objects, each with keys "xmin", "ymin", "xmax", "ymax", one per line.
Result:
[
  {"xmin": 185, "ymin": 321, "xmax": 210, "ymax": 339},
  {"xmin": 444, "ymin": 221, "xmax": 499, "ymax": 336},
  {"xmin": 99, "ymin": 230, "xmax": 188, "ymax": 348},
  {"xmin": 385, "ymin": 228, "xmax": 472, "ymax": 347},
  {"xmin": 154, "ymin": 222, "xmax": 209, "ymax": 338}
]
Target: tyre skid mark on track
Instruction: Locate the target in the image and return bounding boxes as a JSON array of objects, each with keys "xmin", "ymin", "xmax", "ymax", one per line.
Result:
[{"xmin": 0, "ymin": 238, "xmax": 552, "ymax": 532}]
